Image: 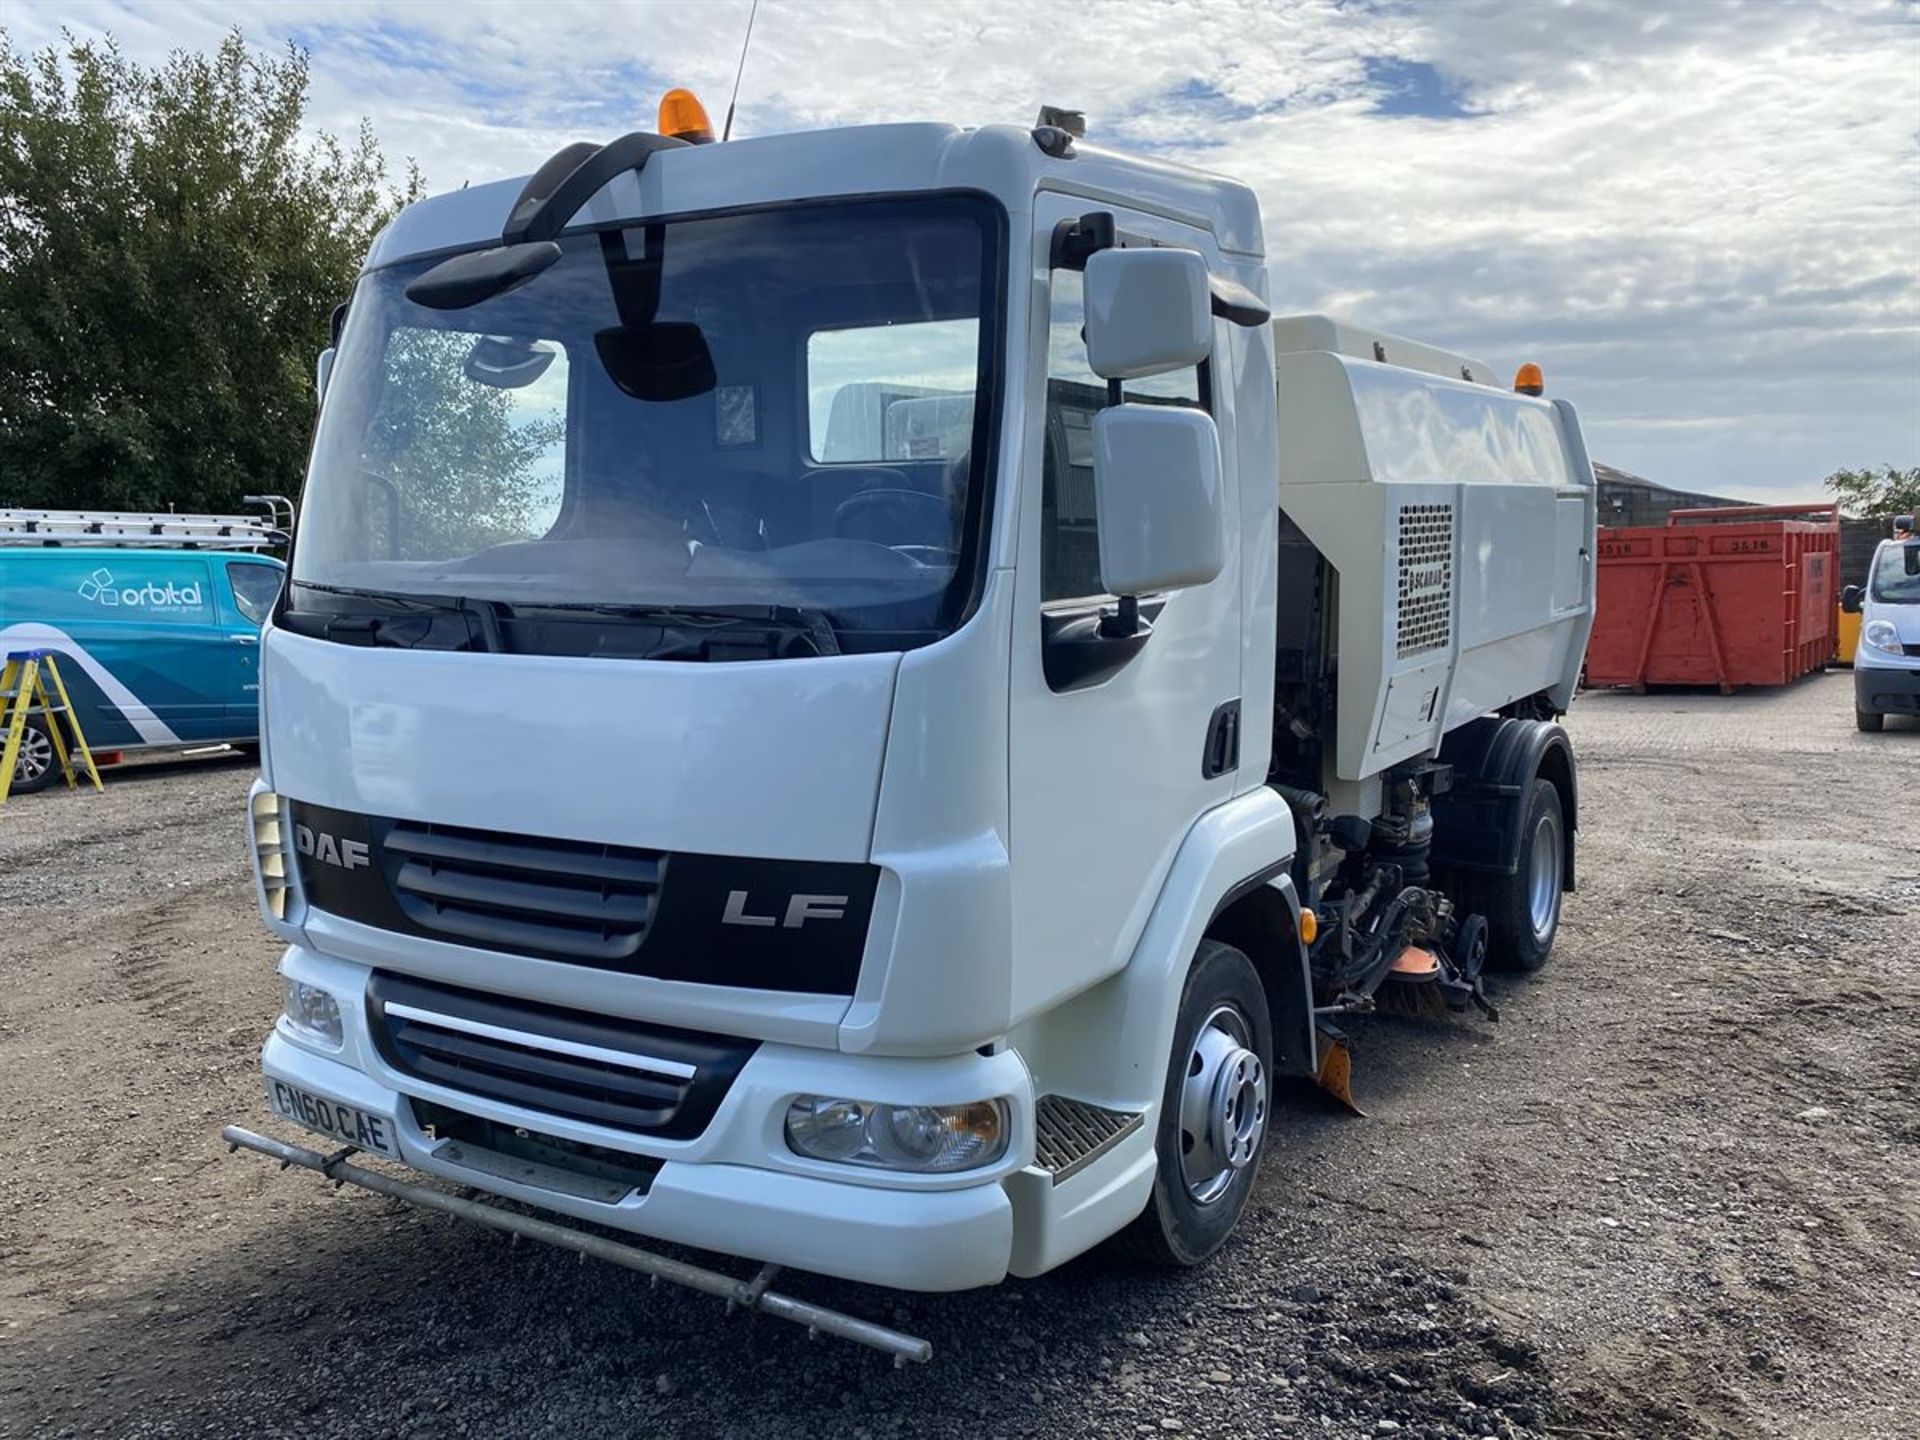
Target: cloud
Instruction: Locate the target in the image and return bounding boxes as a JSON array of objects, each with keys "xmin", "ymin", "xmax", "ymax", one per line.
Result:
[{"xmin": 7, "ymin": 0, "xmax": 1917, "ymax": 499}]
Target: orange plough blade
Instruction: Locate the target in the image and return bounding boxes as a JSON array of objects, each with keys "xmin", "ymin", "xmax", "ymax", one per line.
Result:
[{"xmin": 1315, "ymin": 1036, "xmax": 1365, "ymax": 1116}]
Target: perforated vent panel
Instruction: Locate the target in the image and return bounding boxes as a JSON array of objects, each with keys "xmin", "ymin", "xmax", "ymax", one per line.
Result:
[{"xmin": 1396, "ymin": 504, "xmax": 1454, "ymax": 658}]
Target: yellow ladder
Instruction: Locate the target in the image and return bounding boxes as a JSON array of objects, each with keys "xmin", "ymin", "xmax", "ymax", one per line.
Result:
[{"xmin": 1, "ymin": 650, "xmax": 104, "ymax": 803}]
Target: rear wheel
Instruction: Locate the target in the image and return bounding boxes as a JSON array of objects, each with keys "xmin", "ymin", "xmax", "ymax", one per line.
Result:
[
  {"xmin": 1457, "ymin": 778, "xmax": 1564, "ymax": 973},
  {"xmin": 1121, "ymin": 940, "xmax": 1272, "ymax": 1267},
  {"xmin": 1856, "ymin": 708, "xmax": 1884, "ymax": 733},
  {"xmin": 7, "ymin": 717, "xmax": 59, "ymax": 795}
]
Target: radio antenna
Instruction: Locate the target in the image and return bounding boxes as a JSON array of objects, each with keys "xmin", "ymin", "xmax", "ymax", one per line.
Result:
[{"xmin": 721, "ymin": 0, "xmax": 761, "ymax": 143}]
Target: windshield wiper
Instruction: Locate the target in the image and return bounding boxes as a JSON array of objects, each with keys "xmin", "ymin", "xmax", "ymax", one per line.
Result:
[
  {"xmin": 291, "ymin": 582, "xmax": 510, "ymax": 652},
  {"xmin": 529, "ymin": 602, "xmax": 842, "ymax": 656}
]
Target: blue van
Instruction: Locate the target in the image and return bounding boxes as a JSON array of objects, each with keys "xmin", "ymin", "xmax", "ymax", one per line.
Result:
[{"xmin": 0, "ymin": 546, "xmax": 284, "ymax": 793}]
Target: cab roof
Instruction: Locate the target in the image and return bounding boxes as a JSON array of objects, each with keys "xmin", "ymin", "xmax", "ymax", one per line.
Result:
[{"xmin": 366, "ymin": 123, "xmax": 1265, "ymax": 271}]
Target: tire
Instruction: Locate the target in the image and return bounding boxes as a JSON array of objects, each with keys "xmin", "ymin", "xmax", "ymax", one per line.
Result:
[
  {"xmin": 7, "ymin": 716, "xmax": 60, "ymax": 796},
  {"xmin": 1120, "ymin": 940, "xmax": 1273, "ymax": 1267},
  {"xmin": 1856, "ymin": 709, "xmax": 1884, "ymax": 733},
  {"xmin": 1457, "ymin": 778, "xmax": 1565, "ymax": 974}
]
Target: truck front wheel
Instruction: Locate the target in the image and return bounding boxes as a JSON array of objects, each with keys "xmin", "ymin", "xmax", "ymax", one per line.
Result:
[
  {"xmin": 1856, "ymin": 708, "xmax": 1884, "ymax": 733},
  {"xmin": 1121, "ymin": 940, "xmax": 1273, "ymax": 1267}
]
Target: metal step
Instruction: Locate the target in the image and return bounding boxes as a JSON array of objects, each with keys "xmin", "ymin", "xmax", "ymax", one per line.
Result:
[{"xmin": 1033, "ymin": 1094, "xmax": 1145, "ymax": 1185}]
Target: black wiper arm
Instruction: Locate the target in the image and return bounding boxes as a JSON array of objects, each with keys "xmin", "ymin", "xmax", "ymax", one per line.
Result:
[
  {"xmin": 293, "ymin": 581, "xmax": 444, "ymax": 611},
  {"xmin": 292, "ymin": 583, "xmax": 510, "ymax": 652},
  {"xmin": 535, "ymin": 602, "xmax": 841, "ymax": 656}
]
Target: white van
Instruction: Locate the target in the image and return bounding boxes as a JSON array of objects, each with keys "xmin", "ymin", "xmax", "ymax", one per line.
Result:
[{"xmin": 1843, "ymin": 523, "xmax": 1920, "ymax": 732}]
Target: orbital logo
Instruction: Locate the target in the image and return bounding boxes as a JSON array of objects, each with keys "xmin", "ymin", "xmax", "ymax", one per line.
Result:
[{"xmin": 77, "ymin": 568, "xmax": 203, "ymax": 609}]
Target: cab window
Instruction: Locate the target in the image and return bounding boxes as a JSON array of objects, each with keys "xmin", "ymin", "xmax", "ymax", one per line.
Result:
[
  {"xmin": 227, "ymin": 563, "xmax": 283, "ymax": 625},
  {"xmin": 1041, "ymin": 268, "xmax": 1206, "ymax": 603},
  {"xmin": 808, "ymin": 319, "xmax": 979, "ymax": 464}
]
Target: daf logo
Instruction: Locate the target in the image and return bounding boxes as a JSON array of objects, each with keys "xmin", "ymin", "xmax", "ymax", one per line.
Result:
[
  {"xmin": 721, "ymin": 890, "xmax": 848, "ymax": 929},
  {"xmin": 295, "ymin": 823, "xmax": 370, "ymax": 871}
]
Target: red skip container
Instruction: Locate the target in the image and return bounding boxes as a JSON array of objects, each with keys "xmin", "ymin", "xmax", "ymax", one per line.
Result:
[{"xmin": 1587, "ymin": 504, "xmax": 1839, "ymax": 692}]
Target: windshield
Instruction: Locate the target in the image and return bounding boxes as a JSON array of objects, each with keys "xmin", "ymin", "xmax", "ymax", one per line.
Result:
[
  {"xmin": 1870, "ymin": 542, "xmax": 1920, "ymax": 604},
  {"xmin": 292, "ymin": 195, "xmax": 1001, "ymax": 655}
]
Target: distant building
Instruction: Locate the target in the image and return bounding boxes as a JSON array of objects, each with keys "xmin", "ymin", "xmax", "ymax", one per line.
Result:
[{"xmin": 1593, "ymin": 464, "xmax": 1752, "ymax": 528}]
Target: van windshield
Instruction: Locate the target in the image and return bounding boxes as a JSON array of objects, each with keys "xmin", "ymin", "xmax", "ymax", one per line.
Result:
[
  {"xmin": 291, "ymin": 195, "xmax": 1001, "ymax": 655},
  {"xmin": 1870, "ymin": 543, "xmax": 1920, "ymax": 604}
]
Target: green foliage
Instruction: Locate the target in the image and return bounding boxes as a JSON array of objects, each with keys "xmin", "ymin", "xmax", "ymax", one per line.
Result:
[
  {"xmin": 357, "ymin": 330, "xmax": 567, "ymax": 559},
  {"xmin": 0, "ymin": 29, "xmax": 419, "ymax": 512},
  {"xmin": 1822, "ymin": 465, "xmax": 1920, "ymax": 519}
]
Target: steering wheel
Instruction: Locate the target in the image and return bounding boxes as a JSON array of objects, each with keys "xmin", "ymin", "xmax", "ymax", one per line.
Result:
[{"xmin": 832, "ymin": 487, "xmax": 957, "ymax": 560}]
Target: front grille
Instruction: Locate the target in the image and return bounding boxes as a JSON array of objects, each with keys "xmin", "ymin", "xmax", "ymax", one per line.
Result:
[
  {"xmin": 384, "ymin": 820, "xmax": 663, "ymax": 963},
  {"xmin": 290, "ymin": 799, "xmax": 880, "ymax": 992},
  {"xmin": 369, "ymin": 973, "xmax": 756, "ymax": 1139}
]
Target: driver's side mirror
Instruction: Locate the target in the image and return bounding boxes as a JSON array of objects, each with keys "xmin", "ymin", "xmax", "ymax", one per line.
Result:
[
  {"xmin": 1841, "ymin": 584, "xmax": 1864, "ymax": 614},
  {"xmin": 1082, "ymin": 247, "xmax": 1213, "ymax": 380}
]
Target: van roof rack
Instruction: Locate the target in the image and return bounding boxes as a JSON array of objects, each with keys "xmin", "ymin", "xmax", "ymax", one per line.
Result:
[{"xmin": 0, "ymin": 508, "xmax": 288, "ymax": 550}]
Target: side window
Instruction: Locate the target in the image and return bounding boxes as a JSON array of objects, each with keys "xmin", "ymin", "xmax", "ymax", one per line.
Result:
[
  {"xmin": 807, "ymin": 319, "xmax": 979, "ymax": 464},
  {"xmin": 1041, "ymin": 268, "xmax": 1206, "ymax": 603},
  {"xmin": 226, "ymin": 563, "xmax": 283, "ymax": 625}
]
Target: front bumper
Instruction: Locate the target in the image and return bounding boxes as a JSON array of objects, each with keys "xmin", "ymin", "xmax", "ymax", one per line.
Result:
[
  {"xmin": 1855, "ymin": 661, "xmax": 1920, "ymax": 715},
  {"xmin": 260, "ymin": 951, "xmax": 1025, "ymax": 1293}
]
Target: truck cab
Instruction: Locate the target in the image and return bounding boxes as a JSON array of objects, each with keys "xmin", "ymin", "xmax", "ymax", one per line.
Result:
[
  {"xmin": 1844, "ymin": 528, "xmax": 1920, "ymax": 731},
  {"xmin": 238, "ymin": 109, "xmax": 1595, "ymax": 1321}
]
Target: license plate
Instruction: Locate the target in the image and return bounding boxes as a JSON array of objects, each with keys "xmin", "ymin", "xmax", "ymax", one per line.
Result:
[{"xmin": 267, "ymin": 1079, "xmax": 402, "ymax": 1158}]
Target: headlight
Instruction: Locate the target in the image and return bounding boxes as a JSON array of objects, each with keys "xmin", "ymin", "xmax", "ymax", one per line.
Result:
[
  {"xmin": 282, "ymin": 978, "xmax": 343, "ymax": 1050},
  {"xmin": 251, "ymin": 788, "xmax": 291, "ymax": 920},
  {"xmin": 1863, "ymin": 620, "xmax": 1901, "ymax": 654},
  {"xmin": 785, "ymin": 1095, "xmax": 1008, "ymax": 1173}
]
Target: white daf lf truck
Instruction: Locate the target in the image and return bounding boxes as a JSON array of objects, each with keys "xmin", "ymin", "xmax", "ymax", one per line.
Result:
[{"xmin": 228, "ymin": 99, "xmax": 1597, "ymax": 1360}]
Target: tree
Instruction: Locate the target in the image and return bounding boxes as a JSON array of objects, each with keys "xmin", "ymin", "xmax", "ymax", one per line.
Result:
[
  {"xmin": 1822, "ymin": 465, "xmax": 1920, "ymax": 519},
  {"xmin": 0, "ymin": 30, "xmax": 418, "ymax": 513},
  {"xmin": 356, "ymin": 329, "xmax": 568, "ymax": 560}
]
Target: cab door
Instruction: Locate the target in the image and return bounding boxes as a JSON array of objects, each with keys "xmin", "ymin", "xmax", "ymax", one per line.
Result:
[
  {"xmin": 1005, "ymin": 197, "xmax": 1245, "ymax": 1016},
  {"xmin": 218, "ymin": 559, "xmax": 284, "ymax": 729},
  {"xmin": 60, "ymin": 555, "xmax": 232, "ymax": 743}
]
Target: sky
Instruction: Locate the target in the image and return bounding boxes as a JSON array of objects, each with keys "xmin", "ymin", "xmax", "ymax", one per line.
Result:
[{"xmin": 8, "ymin": 0, "xmax": 1919, "ymax": 500}]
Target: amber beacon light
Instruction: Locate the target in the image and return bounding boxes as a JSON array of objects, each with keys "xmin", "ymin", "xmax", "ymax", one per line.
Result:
[
  {"xmin": 1513, "ymin": 362, "xmax": 1545, "ymax": 396},
  {"xmin": 659, "ymin": 88, "xmax": 717, "ymax": 144}
]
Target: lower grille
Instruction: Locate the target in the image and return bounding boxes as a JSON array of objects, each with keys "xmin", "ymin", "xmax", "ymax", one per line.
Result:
[
  {"xmin": 1034, "ymin": 1095, "xmax": 1144, "ymax": 1185},
  {"xmin": 411, "ymin": 1097, "xmax": 661, "ymax": 1202},
  {"xmin": 369, "ymin": 973, "xmax": 755, "ymax": 1139}
]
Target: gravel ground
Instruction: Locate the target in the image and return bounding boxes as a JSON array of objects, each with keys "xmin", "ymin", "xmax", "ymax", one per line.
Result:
[{"xmin": 1, "ymin": 673, "xmax": 1915, "ymax": 1439}]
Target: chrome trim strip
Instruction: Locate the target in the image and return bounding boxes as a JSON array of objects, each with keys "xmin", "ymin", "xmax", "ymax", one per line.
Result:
[{"xmin": 382, "ymin": 1000, "xmax": 699, "ymax": 1080}]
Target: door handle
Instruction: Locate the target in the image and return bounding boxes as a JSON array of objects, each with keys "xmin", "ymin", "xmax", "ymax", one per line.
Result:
[{"xmin": 229, "ymin": 634, "xmax": 259, "ymax": 645}]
